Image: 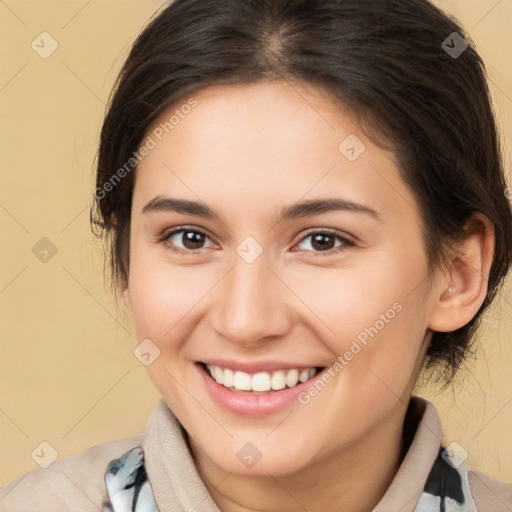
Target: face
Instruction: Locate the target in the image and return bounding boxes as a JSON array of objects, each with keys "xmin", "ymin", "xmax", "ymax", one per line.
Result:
[{"xmin": 124, "ymin": 81, "xmax": 440, "ymax": 476}]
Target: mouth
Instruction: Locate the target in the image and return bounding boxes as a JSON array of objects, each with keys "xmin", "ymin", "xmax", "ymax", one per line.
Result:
[
  {"xmin": 198, "ymin": 362, "xmax": 324, "ymax": 395},
  {"xmin": 195, "ymin": 361, "xmax": 330, "ymax": 416}
]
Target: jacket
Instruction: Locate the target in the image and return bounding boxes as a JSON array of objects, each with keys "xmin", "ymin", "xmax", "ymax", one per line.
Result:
[{"xmin": 1, "ymin": 396, "xmax": 511, "ymax": 511}]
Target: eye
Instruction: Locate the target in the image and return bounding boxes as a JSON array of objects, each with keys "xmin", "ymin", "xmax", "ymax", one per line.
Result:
[
  {"xmin": 293, "ymin": 230, "xmax": 355, "ymax": 256},
  {"xmin": 159, "ymin": 227, "xmax": 355, "ymax": 257},
  {"xmin": 160, "ymin": 227, "xmax": 216, "ymax": 255}
]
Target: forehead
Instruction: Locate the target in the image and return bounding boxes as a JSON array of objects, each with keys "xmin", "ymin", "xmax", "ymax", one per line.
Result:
[
  {"xmin": 133, "ymin": 81, "xmax": 416, "ymax": 224},
  {"xmin": 145, "ymin": 81, "xmax": 356, "ymax": 174}
]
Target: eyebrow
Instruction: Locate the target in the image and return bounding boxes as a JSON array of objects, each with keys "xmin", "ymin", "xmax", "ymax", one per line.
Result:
[{"xmin": 141, "ymin": 196, "xmax": 382, "ymax": 224}]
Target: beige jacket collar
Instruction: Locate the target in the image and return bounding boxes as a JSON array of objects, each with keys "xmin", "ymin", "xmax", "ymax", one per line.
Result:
[{"xmin": 142, "ymin": 396, "xmax": 443, "ymax": 511}]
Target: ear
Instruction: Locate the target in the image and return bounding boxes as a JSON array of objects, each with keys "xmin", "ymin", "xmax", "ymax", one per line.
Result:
[
  {"xmin": 122, "ymin": 286, "xmax": 133, "ymax": 313},
  {"xmin": 428, "ymin": 213, "xmax": 495, "ymax": 332}
]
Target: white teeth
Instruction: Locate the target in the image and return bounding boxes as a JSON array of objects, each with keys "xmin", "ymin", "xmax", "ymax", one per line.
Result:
[
  {"xmin": 233, "ymin": 371, "xmax": 252, "ymax": 390},
  {"xmin": 271, "ymin": 371, "xmax": 286, "ymax": 390},
  {"xmin": 223, "ymin": 368, "xmax": 234, "ymax": 388},
  {"xmin": 285, "ymin": 369, "xmax": 299, "ymax": 387},
  {"xmin": 252, "ymin": 372, "xmax": 271, "ymax": 392},
  {"xmin": 205, "ymin": 364, "xmax": 318, "ymax": 393},
  {"xmin": 213, "ymin": 366, "xmax": 223, "ymax": 384},
  {"xmin": 299, "ymin": 369, "xmax": 310, "ymax": 382}
]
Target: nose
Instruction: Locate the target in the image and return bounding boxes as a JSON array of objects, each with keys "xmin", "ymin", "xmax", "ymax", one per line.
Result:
[{"xmin": 210, "ymin": 253, "xmax": 293, "ymax": 347}]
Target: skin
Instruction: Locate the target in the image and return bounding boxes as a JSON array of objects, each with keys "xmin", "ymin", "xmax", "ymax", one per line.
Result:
[{"xmin": 122, "ymin": 80, "xmax": 495, "ymax": 512}]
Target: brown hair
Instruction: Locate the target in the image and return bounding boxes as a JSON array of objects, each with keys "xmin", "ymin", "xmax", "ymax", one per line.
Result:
[{"xmin": 91, "ymin": 0, "xmax": 512, "ymax": 381}]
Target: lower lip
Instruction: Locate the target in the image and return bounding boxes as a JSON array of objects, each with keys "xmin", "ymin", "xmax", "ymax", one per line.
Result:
[{"xmin": 196, "ymin": 363, "xmax": 322, "ymax": 417}]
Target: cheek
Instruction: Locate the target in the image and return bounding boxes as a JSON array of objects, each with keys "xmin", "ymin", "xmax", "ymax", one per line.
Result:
[
  {"xmin": 283, "ymin": 244, "xmax": 426, "ymax": 343},
  {"xmin": 127, "ymin": 239, "xmax": 220, "ymax": 343},
  {"xmin": 345, "ymin": 306, "xmax": 428, "ymax": 417},
  {"xmin": 288, "ymin": 245, "xmax": 429, "ymax": 400}
]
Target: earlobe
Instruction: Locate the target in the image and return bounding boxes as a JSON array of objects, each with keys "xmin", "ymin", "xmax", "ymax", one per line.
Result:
[{"xmin": 428, "ymin": 213, "xmax": 495, "ymax": 333}]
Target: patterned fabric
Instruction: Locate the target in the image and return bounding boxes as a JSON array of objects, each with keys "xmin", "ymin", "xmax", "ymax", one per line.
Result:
[
  {"xmin": 416, "ymin": 447, "xmax": 477, "ymax": 512},
  {"xmin": 101, "ymin": 446, "xmax": 477, "ymax": 512},
  {"xmin": 102, "ymin": 447, "xmax": 158, "ymax": 512}
]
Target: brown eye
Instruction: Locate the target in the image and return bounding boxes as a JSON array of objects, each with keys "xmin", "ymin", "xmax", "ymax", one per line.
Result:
[
  {"xmin": 311, "ymin": 233, "xmax": 336, "ymax": 251},
  {"xmin": 295, "ymin": 230, "xmax": 354, "ymax": 255},
  {"xmin": 163, "ymin": 228, "xmax": 216, "ymax": 254}
]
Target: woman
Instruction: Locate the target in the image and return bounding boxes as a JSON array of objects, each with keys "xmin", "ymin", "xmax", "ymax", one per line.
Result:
[{"xmin": 1, "ymin": 0, "xmax": 511, "ymax": 510}]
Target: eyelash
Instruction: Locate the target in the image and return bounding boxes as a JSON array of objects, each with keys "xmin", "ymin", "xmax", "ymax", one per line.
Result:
[{"xmin": 158, "ymin": 227, "xmax": 355, "ymax": 257}]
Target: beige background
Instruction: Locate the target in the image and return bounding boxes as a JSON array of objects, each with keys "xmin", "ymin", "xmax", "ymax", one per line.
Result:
[{"xmin": 0, "ymin": 0, "xmax": 511, "ymax": 486}]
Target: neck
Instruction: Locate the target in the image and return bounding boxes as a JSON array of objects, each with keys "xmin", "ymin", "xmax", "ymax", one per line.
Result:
[{"xmin": 189, "ymin": 397, "xmax": 414, "ymax": 512}]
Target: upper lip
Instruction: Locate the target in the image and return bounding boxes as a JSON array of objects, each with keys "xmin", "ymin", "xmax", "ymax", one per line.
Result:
[{"xmin": 199, "ymin": 359, "xmax": 323, "ymax": 374}]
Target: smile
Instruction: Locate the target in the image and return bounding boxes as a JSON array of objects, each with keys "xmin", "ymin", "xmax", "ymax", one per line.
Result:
[
  {"xmin": 205, "ymin": 364, "xmax": 321, "ymax": 394},
  {"xmin": 196, "ymin": 360, "xmax": 328, "ymax": 416}
]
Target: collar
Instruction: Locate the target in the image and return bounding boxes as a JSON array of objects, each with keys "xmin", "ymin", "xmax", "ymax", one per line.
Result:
[{"xmin": 102, "ymin": 396, "xmax": 477, "ymax": 512}]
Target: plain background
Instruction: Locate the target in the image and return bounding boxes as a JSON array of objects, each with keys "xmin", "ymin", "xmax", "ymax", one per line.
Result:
[{"xmin": 0, "ymin": 0, "xmax": 511, "ymax": 486}]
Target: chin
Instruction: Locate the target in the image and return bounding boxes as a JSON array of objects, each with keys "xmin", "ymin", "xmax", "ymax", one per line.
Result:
[{"xmin": 198, "ymin": 434, "xmax": 321, "ymax": 478}]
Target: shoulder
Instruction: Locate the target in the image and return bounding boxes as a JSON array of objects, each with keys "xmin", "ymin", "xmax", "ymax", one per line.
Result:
[
  {"xmin": 0, "ymin": 432, "xmax": 144, "ymax": 512},
  {"xmin": 467, "ymin": 469, "xmax": 512, "ymax": 512}
]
